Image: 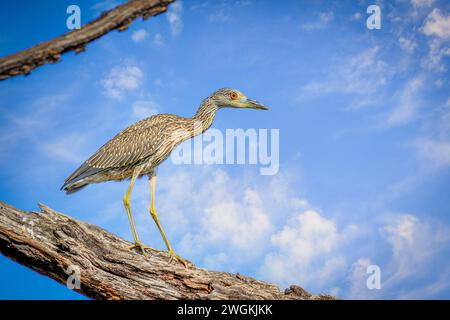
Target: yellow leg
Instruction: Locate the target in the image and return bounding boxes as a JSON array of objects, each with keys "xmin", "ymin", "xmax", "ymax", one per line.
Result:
[
  {"xmin": 149, "ymin": 175, "xmax": 189, "ymax": 267},
  {"xmin": 124, "ymin": 168, "xmax": 150, "ymax": 253}
]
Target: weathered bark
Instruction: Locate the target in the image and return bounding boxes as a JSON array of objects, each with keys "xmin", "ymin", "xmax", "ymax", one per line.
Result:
[
  {"xmin": 0, "ymin": 0, "xmax": 174, "ymax": 80},
  {"xmin": 0, "ymin": 201, "xmax": 333, "ymax": 300}
]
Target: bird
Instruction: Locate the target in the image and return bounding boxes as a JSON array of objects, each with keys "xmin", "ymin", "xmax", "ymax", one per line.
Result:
[{"xmin": 61, "ymin": 88, "xmax": 269, "ymax": 267}]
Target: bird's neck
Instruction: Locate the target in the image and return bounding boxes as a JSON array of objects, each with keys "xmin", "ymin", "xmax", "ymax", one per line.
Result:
[{"xmin": 191, "ymin": 99, "xmax": 219, "ymax": 134}]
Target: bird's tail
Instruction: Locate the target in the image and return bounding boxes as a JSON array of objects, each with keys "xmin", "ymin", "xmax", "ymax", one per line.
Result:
[
  {"xmin": 61, "ymin": 180, "xmax": 89, "ymax": 194},
  {"xmin": 61, "ymin": 162, "xmax": 102, "ymax": 194}
]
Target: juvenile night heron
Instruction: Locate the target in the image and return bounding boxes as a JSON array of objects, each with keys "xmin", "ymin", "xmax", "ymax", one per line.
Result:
[{"xmin": 61, "ymin": 88, "xmax": 268, "ymax": 266}]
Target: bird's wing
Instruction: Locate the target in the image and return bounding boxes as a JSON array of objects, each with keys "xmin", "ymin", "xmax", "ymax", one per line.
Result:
[
  {"xmin": 63, "ymin": 116, "xmax": 174, "ymax": 187},
  {"xmin": 86, "ymin": 121, "xmax": 168, "ymax": 169}
]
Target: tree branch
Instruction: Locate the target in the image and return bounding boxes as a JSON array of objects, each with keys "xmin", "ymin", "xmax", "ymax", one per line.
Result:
[
  {"xmin": 0, "ymin": 201, "xmax": 333, "ymax": 300},
  {"xmin": 0, "ymin": 0, "xmax": 174, "ymax": 81}
]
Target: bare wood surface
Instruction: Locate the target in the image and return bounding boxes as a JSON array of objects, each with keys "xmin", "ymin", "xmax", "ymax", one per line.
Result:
[
  {"xmin": 0, "ymin": 0, "xmax": 174, "ymax": 80},
  {"xmin": 0, "ymin": 201, "xmax": 333, "ymax": 300}
]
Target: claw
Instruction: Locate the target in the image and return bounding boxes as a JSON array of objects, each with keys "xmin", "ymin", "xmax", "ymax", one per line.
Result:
[
  {"xmin": 128, "ymin": 242, "xmax": 152, "ymax": 254},
  {"xmin": 168, "ymin": 249, "xmax": 190, "ymax": 268}
]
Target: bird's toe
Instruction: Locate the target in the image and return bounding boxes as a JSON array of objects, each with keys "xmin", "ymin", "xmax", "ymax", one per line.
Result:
[
  {"xmin": 168, "ymin": 250, "xmax": 190, "ymax": 268},
  {"xmin": 128, "ymin": 242, "xmax": 152, "ymax": 254}
]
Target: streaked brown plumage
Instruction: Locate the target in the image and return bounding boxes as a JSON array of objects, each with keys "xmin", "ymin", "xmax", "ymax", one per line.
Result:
[{"xmin": 61, "ymin": 88, "xmax": 268, "ymax": 266}]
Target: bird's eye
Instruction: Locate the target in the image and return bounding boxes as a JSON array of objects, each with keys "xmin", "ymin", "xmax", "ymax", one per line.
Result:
[{"xmin": 230, "ymin": 92, "xmax": 238, "ymax": 100}]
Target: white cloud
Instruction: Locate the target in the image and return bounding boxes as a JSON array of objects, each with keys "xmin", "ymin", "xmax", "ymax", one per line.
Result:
[
  {"xmin": 0, "ymin": 94, "xmax": 71, "ymax": 163},
  {"xmin": 173, "ymin": 170, "xmax": 272, "ymax": 255},
  {"xmin": 131, "ymin": 29, "xmax": 148, "ymax": 42},
  {"xmin": 434, "ymin": 79, "xmax": 443, "ymax": 87},
  {"xmin": 91, "ymin": 0, "xmax": 119, "ymax": 13},
  {"xmin": 126, "ymin": 168, "xmax": 276, "ymax": 264},
  {"xmin": 41, "ymin": 133, "xmax": 88, "ymax": 163},
  {"xmin": 383, "ymin": 215, "xmax": 418, "ymax": 251},
  {"xmin": 387, "ymin": 77, "xmax": 424, "ymax": 126},
  {"xmin": 301, "ymin": 11, "xmax": 334, "ymax": 30},
  {"xmin": 348, "ymin": 258, "xmax": 374, "ymax": 299},
  {"xmin": 412, "ymin": 138, "xmax": 450, "ymax": 168},
  {"xmin": 260, "ymin": 210, "xmax": 358, "ymax": 289},
  {"xmin": 422, "ymin": 9, "xmax": 450, "ymax": 39},
  {"xmin": 305, "ymin": 46, "xmax": 387, "ymax": 94},
  {"xmin": 203, "ymin": 252, "xmax": 229, "ymax": 270},
  {"xmin": 195, "ymin": 0, "xmax": 251, "ymax": 23},
  {"xmin": 378, "ymin": 214, "xmax": 450, "ymax": 298},
  {"xmin": 420, "ymin": 9, "xmax": 450, "ymax": 71},
  {"xmin": 271, "ymin": 211, "xmax": 340, "ymax": 263},
  {"xmin": 101, "ymin": 63, "xmax": 144, "ymax": 99},
  {"xmin": 302, "ymin": 46, "xmax": 389, "ymax": 108},
  {"xmin": 7, "ymin": 94, "xmax": 67, "ymax": 132},
  {"xmin": 167, "ymin": 1, "xmax": 183, "ymax": 35},
  {"xmin": 351, "ymin": 12, "xmax": 362, "ymax": 21},
  {"xmin": 153, "ymin": 33, "xmax": 164, "ymax": 46},
  {"xmin": 120, "ymin": 166, "xmax": 348, "ymax": 281},
  {"xmin": 347, "ymin": 213, "xmax": 450, "ymax": 299},
  {"xmin": 399, "ymin": 36, "xmax": 417, "ymax": 53},
  {"xmin": 208, "ymin": 9, "xmax": 232, "ymax": 23},
  {"xmin": 203, "ymin": 189, "xmax": 271, "ymax": 248},
  {"xmin": 423, "ymin": 38, "xmax": 450, "ymax": 71},
  {"xmin": 411, "ymin": 0, "xmax": 434, "ymax": 7},
  {"xmin": 132, "ymin": 100, "xmax": 159, "ymax": 119}
]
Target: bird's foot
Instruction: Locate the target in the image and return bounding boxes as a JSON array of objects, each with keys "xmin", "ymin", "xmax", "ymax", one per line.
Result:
[
  {"xmin": 128, "ymin": 242, "xmax": 152, "ymax": 254},
  {"xmin": 168, "ymin": 249, "xmax": 190, "ymax": 268}
]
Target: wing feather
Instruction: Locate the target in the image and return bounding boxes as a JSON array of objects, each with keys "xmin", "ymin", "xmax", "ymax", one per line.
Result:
[
  {"xmin": 62, "ymin": 114, "xmax": 182, "ymax": 189},
  {"xmin": 86, "ymin": 120, "xmax": 168, "ymax": 169}
]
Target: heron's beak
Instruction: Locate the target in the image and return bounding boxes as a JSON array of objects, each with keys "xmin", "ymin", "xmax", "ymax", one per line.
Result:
[{"xmin": 240, "ymin": 97, "xmax": 269, "ymax": 110}]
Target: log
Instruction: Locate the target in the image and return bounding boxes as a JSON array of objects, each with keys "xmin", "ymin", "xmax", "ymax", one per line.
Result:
[
  {"xmin": 0, "ymin": 0, "xmax": 174, "ymax": 80},
  {"xmin": 0, "ymin": 201, "xmax": 333, "ymax": 300}
]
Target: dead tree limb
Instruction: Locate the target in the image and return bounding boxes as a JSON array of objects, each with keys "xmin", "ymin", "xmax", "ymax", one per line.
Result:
[
  {"xmin": 0, "ymin": 0, "xmax": 174, "ymax": 81},
  {"xmin": 0, "ymin": 201, "xmax": 332, "ymax": 300}
]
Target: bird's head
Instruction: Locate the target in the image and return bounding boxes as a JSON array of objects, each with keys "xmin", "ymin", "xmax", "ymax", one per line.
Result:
[{"xmin": 211, "ymin": 88, "xmax": 269, "ymax": 110}]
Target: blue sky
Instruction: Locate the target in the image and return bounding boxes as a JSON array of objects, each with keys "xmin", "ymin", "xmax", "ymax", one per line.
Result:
[{"xmin": 1, "ymin": 0, "xmax": 450, "ymax": 299}]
